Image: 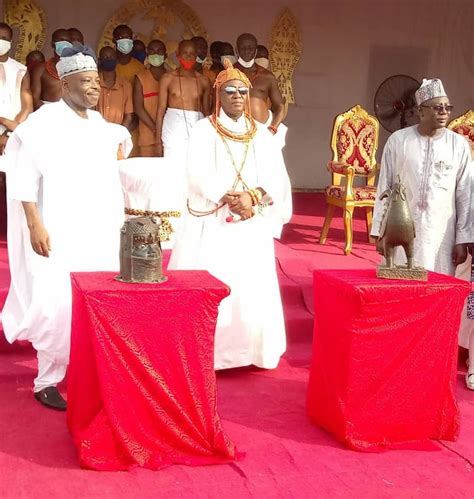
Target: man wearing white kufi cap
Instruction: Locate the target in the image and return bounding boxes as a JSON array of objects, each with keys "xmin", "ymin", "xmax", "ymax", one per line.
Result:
[
  {"xmin": 372, "ymin": 77, "xmax": 471, "ymax": 274},
  {"xmin": 2, "ymin": 45, "xmax": 131, "ymax": 410},
  {"xmin": 371, "ymin": 77, "xmax": 473, "ymax": 380}
]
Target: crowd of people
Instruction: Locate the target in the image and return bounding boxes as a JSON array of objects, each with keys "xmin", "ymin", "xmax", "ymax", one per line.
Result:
[
  {"xmin": 0, "ymin": 21, "xmax": 292, "ymax": 410},
  {"xmin": 4, "ymin": 23, "xmax": 285, "ymax": 159},
  {"xmin": 0, "ymin": 19, "xmax": 472, "ymax": 414}
]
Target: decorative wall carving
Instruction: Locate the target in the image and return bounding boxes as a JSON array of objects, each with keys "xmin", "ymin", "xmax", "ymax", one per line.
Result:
[
  {"xmin": 269, "ymin": 8, "xmax": 302, "ymax": 107},
  {"xmin": 4, "ymin": 0, "xmax": 47, "ymax": 63}
]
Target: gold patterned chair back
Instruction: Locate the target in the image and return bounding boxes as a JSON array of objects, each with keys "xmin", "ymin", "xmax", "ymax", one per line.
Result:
[
  {"xmin": 448, "ymin": 110, "xmax": 474, "ymax": 159},
  {"xmin": 330, "ymin": 105, "xmax": 379, "ymax": 175}
]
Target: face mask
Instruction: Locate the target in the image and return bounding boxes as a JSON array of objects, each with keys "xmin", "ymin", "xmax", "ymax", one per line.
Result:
[
  {"xmin": 221, "ymin": 55, "xmax": 237, "ymax": 66},
  {"xmin": 54, "ymin": 40, "xmax": 73, "ymax": 57},
  {"xmin": 148, "ymin": 54, "xmax": 165, "ymax": 67},
  {"xmin": 238, "ymin": 56, "xmax": 255, "ymax": 69},
  {"xmin": 0, "ymin": 40, "xmax": 11, "ymax": 56},
  {"xmin": 116, "ymin": 38, "xmax": 134, "ymax": 55},
  {"xmin": 255, "ymin": 57, "xmax": 270, "ymax": 69},
  {"xmin": 196, "ymin": 55, "xmax": 206, "ymax": 64},
  {"xmin": 178, "ymin": 56, "xmax": 195, "ymax": 71},
  {"xmin": 99, "ymin": 58, "xmax": 117, "ymax": 72},
  {"xmin": 132, "ymin": 50, "xmax": 146, "ymax": 63}
]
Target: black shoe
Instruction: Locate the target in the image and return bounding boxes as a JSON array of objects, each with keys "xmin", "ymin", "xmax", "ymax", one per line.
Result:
[{"xmin": 34, "ymin": 386, "xmax": 67, "ymax": 411}]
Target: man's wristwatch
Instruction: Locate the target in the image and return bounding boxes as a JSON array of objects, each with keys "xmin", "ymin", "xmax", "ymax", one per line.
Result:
[{"xmin": 2, "ymin": 130, "xmax": 11, "ymax": 138}]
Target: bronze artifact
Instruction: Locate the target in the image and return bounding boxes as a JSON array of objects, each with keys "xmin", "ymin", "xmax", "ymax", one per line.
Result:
[
  {"xmin": 116, "ymin": 216, "xmax": 167, "ymax": 283},
  {"xmin": 376, "ymin": 177, "xmax": 427, "ymax": 280}
]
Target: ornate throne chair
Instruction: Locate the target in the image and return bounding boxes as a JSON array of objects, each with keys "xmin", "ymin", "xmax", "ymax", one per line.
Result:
[
  {"xmin": 448, "ymin": 110, "xmax": 474, "ymax": 159},
  {"xmin": 319, "ymin": 105, "xmax": 380, "ymax": 255}
]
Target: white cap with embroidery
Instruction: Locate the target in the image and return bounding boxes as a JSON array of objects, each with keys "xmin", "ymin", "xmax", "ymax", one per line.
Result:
[{"xmin": 415, "ymin": 78, "xmax": 448, "ymax": 106}]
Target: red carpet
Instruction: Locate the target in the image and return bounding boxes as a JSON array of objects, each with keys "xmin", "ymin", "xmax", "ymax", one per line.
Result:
[{"xmin": 0, "ymin": 193, "xmax": 472, "ymax": 497}]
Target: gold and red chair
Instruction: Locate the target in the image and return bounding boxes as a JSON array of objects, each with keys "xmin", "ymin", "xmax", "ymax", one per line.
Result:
[
  {"xmin": 319, "ymin": 105, "xmax": 380, "ymax": 255},
  {"xmin": 448, "ymin": 109, "xmax": 474, "ymax": 159}
]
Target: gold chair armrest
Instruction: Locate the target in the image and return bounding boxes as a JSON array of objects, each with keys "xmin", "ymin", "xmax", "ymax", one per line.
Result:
[{"xmin": 327, "ymin": 161, "xmax": 354, "ymax": 175}]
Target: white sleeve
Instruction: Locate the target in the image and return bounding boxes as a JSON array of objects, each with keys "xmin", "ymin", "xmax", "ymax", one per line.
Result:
[
  {"xmin": 5, "ymin": 134, "xmax": 41, "ymax": 203},
  {"xmin": 257, "ymin": 138, "xmax": 292, "ymax": 225},
  {"xmin": 370, "ymin": 135, "xmax": 396, "ymax": 237},
  {"xmin": 186, "ymin": 125, "xmax": 229, "ymax": 204}
]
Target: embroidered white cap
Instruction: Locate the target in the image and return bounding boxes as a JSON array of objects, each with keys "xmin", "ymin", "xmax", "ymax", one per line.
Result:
[
  {"xmin": 56, "ymin": 45, "xmax": 98, "ymax": 79},
  {"xmin": 415, "ymin": 78, "xmax": 448, "ymax": 106}
]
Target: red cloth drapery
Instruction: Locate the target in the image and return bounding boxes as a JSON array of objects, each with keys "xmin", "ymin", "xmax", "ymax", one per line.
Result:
[
  {"xmin": 307, "ymin": 269, "xmax": 470, "ymax": 451},
  {"xmin": 67, "ymin": 271, "xmax": 238, "ymax": 470}
]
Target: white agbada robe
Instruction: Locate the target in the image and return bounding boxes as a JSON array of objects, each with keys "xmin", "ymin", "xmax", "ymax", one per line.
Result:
[
  {"xmin": 0, "ymin": 57, "xmax": 26, "ymax": 135},
  {"xmin": 371, "ymin": 125, "xmax": 472, "ymax": 276},
  {"xmin": 2, "ymin": 100, "xmax": 130, "ymax": 388},
  {"xmin": 168, "ymin": 110, "xmax": 292, "ymax": 369}
]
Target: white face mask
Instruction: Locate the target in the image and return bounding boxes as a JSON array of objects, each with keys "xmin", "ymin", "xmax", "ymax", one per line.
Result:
[
  {"xmin": 237, "ymin": 56, "xmax": 255, "ymax": 69},
  {"xmin": 196, "ymin": 55, "xmax": 206, "ymax": 65},
  {"xmin": 221, "ymin": 55, "xmax": 237, "ymax": 66},
  {"xmin": 0, "ymin": 39, "xmax": 11, "ymax": 56},
  {"xmin": 116, "ymin": 38, "xmax": 134, "ymax": 55},
  {"xmin": 255, "ymin": 57, "xmax": 269, "ymax": 69}
]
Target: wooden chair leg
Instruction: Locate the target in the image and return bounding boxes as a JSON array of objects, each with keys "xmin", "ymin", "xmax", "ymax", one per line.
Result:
[
  {"xmin": 343, "ymin": 205, "xmax": 354, "ymax": 255},
  {"xmin": 319, "ymin": 204, "xmax": 335, "ymax": 245},
  {"xmin": 365, "ymin": 206, "xmax": 374, "ymax": 242}
]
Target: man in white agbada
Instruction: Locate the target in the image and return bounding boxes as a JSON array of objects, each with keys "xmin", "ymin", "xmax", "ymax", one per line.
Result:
[
  {"xmin": 372, "ymin": 78, "xmax": 471, "ymax": 274},
  {"xmin": 2, "ymin": 45, "xmax": 130, "ymax": 410},
  {"xmin": 0, "ymin": 22, "xmax": 33, "ymax": 155},
  {"xmin": 371, "ymin": 78, "xmax": 473, "ymax": 388},
  {"xmin": 168, "ymin": 60, "xmax": 292, "ymax": 370}
]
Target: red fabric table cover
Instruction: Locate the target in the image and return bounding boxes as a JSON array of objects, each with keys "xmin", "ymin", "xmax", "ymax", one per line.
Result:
[
  {"xmin": 67, "ymin": 271, "xmax": 237, "ymax": 470},
  {"xmin": 307, "ymin": 269, "xmax": 470, "ymax": 451}
]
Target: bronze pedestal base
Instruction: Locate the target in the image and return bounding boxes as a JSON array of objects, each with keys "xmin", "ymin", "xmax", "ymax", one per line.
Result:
[{"xmin": 376, "ymin": 265, "xmax": 428, "ymax": 281}]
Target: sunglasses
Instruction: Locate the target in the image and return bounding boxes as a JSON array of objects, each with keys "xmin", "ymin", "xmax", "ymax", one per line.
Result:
[
  {"xmin": 420, "ymin": 104, "xmax": 453, "ymax": 113},
  {"xmin": 223, "ymin": 86, "xmax": 249, "ymax": 96}
]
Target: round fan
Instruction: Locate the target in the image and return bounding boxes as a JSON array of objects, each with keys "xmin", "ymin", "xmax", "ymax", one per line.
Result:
[{"xmin": 374, "ymin": 75, "xmax": 420, "ymax": 132}]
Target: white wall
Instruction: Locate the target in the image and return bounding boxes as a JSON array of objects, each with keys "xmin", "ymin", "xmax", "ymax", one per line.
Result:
[{"xmin": 3, "ymin": 0, "xmax": 473, "ymax": 188}]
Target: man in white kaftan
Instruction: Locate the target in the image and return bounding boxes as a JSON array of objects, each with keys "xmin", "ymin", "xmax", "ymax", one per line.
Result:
[
  {"xmin": 2, "ymin": 45, "xmax": 130, "ymax": 409},
  {"xmin": 371, "ymin": 79, "xmax": 472, "ymax": 276},
  {"xmin": 169, "ymin": 61, "xmax": 292, "ymax": 370}
]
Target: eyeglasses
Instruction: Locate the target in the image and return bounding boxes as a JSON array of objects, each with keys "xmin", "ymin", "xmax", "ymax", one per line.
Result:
[
  {"xmin": 223, "ymin": 86, "xmax": 249, "ymax": 96},
  {"xmin": 420, "ymin": 104, "xmax": 453, "ymax": 113}
]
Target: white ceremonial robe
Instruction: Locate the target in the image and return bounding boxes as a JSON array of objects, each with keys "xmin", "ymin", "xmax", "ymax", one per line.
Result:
[
  {"xmin": 2, "ymin": 100, "xmax": 129, "ymax": 374},
  {"xmin": 371, "ymin": 126, "xmax": 472, "ymax": 276},
  {"xmin": 169, "ymin": 111, "xmax": 292, "ymax": 370},
  {"xmin": 0, "ymin": 57, "xmax": 26, "ymax": 135}
]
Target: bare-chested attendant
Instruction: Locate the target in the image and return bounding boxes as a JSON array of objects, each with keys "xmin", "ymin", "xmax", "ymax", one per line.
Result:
[
  {"xmin": 155, "ymin": 40, "xmax": 210, "ymax": 159},
  {"xmin": 235, "ymin": 33, "xmax": 284, "ymax": 134},
  {"xmin": 31, "ymin": 29, "xmax": 72, "ymax": 109},
  {"xmin": 134, "ymin": 39, "xmax": 167, "ymax": 156}
]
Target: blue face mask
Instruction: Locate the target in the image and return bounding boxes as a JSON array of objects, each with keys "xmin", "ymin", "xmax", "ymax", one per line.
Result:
[
  {"xmin": 132, "ymin": 50, "xmax": 146, "ymax": 63},
  {"xmin": 116, "ymin": 38, "xmax": 134, "ymax": 55},
  {"xmin": 54, "ymin": 40, "xmax": 73, "ymax": 57},
  {"xmin": 99, "ymin": 58, "xmax": 117, "ymax": 72}
]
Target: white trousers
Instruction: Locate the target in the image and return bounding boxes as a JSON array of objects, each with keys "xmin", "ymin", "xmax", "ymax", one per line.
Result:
[{"xmin": 33, "ymin": 350, "xmax": 67, "ymax": 392}]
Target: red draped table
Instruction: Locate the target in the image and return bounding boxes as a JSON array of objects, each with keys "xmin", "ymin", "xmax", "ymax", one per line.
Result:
[
  {"xmin": 67, "ymin": 271, "xmax": 237, "ymax": 470},
  {"xmin": 307, "ymin": 269, "xmax": 470, "ymax": 451}
]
